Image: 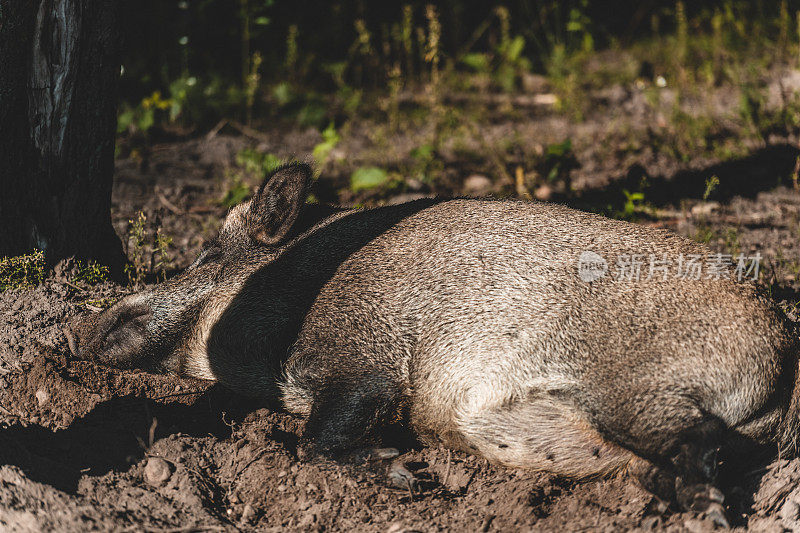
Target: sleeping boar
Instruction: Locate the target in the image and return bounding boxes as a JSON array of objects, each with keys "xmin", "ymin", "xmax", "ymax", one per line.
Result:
[{"xmin": 69, "ymin": 162, "xmax": 800, "ymax": 527}]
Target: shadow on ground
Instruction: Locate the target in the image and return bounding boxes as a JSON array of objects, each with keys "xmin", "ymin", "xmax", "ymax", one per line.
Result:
[
  {"xmin": 0, "ymin": 385, "xmax": 270, "ymax": 493},
  {"xmin": 568, "ymin": 143, "xmax": 800, "ymax": 213}
]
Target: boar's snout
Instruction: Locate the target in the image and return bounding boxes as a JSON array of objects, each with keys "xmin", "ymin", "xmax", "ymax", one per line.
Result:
[{"xmin": 66, "ymin": 296, "xmax": 154, "ymax": 368}]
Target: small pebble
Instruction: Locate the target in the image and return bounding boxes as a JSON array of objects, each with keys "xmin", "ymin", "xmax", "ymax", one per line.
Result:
[
  {"xmin": 239, "ymin": 504, "xmax": 255, "ymax": 526},
  {"xmin": 144, "ymin": 457, "xmax": 173, "ymax": 487},
  {"xmin": 388, "ymin": 461, "xmax": 417, "ymax": 491},
  {"xmin": 35, "ymin": 389, "xmax": 50, "ymax": 407}
]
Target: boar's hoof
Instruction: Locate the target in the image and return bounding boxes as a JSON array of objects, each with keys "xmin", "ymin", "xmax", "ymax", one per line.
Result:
[{"xmin": 679, "ymin": 484, "xmax": 729, "ymax": 529}]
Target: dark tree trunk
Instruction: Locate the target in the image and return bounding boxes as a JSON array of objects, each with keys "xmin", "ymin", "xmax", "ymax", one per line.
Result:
[{"xmin": 0, "ymin": 0, "xmax": 125, "ymax": 273}]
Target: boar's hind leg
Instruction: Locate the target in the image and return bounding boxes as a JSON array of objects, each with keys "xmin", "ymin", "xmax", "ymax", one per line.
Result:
[
  {"xmin": 300, "ymin": 373, "xmax": 405, "ymax": 455},
  {"xmin": 626, "ymin": 418, "xmax": 730, "ymax": 527},
  {"xmin": 456, "ymin": 391, "xmax": 635, "ymax": 479}
]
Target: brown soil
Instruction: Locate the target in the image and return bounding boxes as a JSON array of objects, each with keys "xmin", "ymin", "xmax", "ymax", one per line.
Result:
[{"xmin": 5, "ymin": 78, "xmax": 800, "ymax": 531}]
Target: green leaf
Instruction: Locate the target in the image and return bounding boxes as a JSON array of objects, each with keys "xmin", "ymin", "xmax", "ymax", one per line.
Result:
[
  {"xmin": 260, "ymin": 153, "xmax": 283, "ymax": 175},
  {"xmin": 350, "ymin": 167, "xmax": 389, "ymax": 192},
  {"xmin": 505, "ymin": 36, "xmax": 525, "ymax": 62},
  {"xmin": 254, "ymin": 16, "xmax": 271, "ymax": 26},
  {"xmin": 313, "ymin": 123, "xmax": 340, "ymax": 168},
  {"xmin": 272, "ymin": 82, "xmax": 294, "ymax": 106},
  {"xmin": 296, "ymin": 101, "xmax": 327, "ymax": 128},
  {"xmin": 410, "ymin": 143, "xmax": 434, "ymax": 161},
  {"xmin": 461, "ymin": 53, "xmax": 490, "ymax": 72},
  {"xmin": 117, "ymin": 107, "xmax": 135, "ymax": 134},
  {"xmin": 138, "ymin": 108, "xmax": 155, "ymax": 133},
  {"xmin": 220, "ymin": 181, "xmax": 251, "ymax": 208},
  {"xmin": 546, "ymin": 138, "xmax": 573, "ymax": 158}
]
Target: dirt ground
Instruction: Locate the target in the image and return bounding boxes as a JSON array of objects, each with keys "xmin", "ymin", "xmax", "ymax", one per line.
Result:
[{"xmin": 6, "ymin": 77, "xmax": 800, "ymax": 531}]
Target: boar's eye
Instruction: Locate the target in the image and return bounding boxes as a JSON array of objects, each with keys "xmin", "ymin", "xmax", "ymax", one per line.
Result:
[{"xmin": 190, "ymin": 243, "xmax": 222, "ymax": 269}]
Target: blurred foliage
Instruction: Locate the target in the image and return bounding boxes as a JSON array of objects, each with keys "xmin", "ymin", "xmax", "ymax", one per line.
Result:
[
  {"xmin": 116, "ymin": 0, "xmax": 800, "ymax": 213},
  {"xmin": 351, "ymin": 166, "xmax": 390, "ymax": 192},
  {"xmin": 118, "ymin": 1, "xmax": 800, "ymax": 131},
  {"xmin": 220, "ymin": 149, "xmax": 283, "ymax": 208},
  {"xmin": 236, "ymin": 148, "xmax": 283, "ymax": 178},
  {"xmin": 541, "ymin": 139, "xmax": 578, "ymax": 184},
  {"xmin": 312, "ymin": 123, "xmax": 341, "ymax": 173}
]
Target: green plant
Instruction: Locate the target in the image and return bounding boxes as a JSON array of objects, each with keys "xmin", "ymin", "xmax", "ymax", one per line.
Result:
[
  {"xmin": 621, "ymin": 189, "xmax": 646, "ymax": 220},
  {"xmin": 493, "ymin": 7, "xmax": 531, "ymax": 92},
  {"xmin": 723, "ymin": 227, "xmax": 741, "ymax": 256},
  {"xmin": 675, "ymin": 1, "xmax": 688, "ymax": 81},
  {"xmin": 459, "ymin": 7, "xmax": 532, "ymax": 92},
  {"xmin": 667, "ymin": 106, "xmax": 715, "ymax": 161},
  {"xmin": 244, "ymin": 51, "xmax": 263, "ymax": 125},
  {"xmin": 71, "ymin": 261, "xmax": 110, "ymax": 287},
  {"xmin": 424, "ymin": 5, "xmax": 441, "ymax": 90},
  {"xmin": 351, "ymin": 166, "xmax": 389, "ymax": 192},
  {"xmin": 167, "ymin": 75, "xmax": 198, "ymax": 122},
  {"xmin": 122, "ymin": 211, "xmax": 174, "ymax": 286},
  {"xmin": 540, "ymin": 139, "xmax": 578, "ymax": 189},
  {"xmin": 153, "ymin": 228, "xmax": 173, "ymax": 282},
  {"xmin": 693, "ymin": 223, "xmax": 715, "ymax": 244},
  {"xmin": 235, "ymin": 148, "xmax": 282, "ymax": 178},
  {"xmin": 408, "ymin": 143, "xmax": 443, "ymax": 184},
  {"xmin": 117, "ymin": 91, "xmax": 173, "ymax": 137},
  {"xmin": 0, "ymin": 250, "xmax": 45, "ymax": 292},
  {"xmin": 546, "ymin": 45, "xmax": 584, "ymax": 120},
  {"xmin": 312, "ymin": 123, "xmax": 341, "ymax": 173},
  {"xmin": 738, "ymin": 82, "xmax": 767, "ymax": 138},
  {"xmin": 82, "ymin": 297, "xmax": 118, "ymax": 310},
  {"xmin": 125, "ymin": 211, "xmax": 148, "ymax": 287},
  {"xmin": 703, "ymin": 175, "xmax": 720, "ymax": 200},
  {"xmin": 220, "ymin": 177, "xmax": 252, "ymax": 209},
  {"xmin": 286, "ymin": 24, "xmax": 299, "ymax": 79},
  {"xmin": 527, "ymin": 0, "xmax": 594, "ymax": 60}
]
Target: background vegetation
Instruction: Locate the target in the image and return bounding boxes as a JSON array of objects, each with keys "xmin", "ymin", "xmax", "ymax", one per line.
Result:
[
  {"xmin": 115, "ymin": 0, "xmax": 800, "ymax": 209},
  {"xmin": 118, "ymin": 0, "xmax": 800, "ymax": 129},
  {"xmin": 11, "ymin": 0, "xmax": 800, "ymax": 289}
]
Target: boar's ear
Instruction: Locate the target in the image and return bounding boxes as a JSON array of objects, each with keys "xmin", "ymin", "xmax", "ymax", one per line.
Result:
[{"xmin": 248, "ymin": 162, "xmax": 312, "ymax": 245}]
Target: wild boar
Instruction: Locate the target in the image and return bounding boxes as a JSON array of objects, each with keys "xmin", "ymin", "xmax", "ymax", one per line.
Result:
[{"xmin": 69, "ymin": 162, "xmax": 800, "ymax": 526}]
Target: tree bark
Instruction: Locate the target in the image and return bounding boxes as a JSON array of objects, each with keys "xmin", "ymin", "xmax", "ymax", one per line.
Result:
[{"xmin": 0, "ymin": 0, "xmax": 125, "ymax": 273}]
